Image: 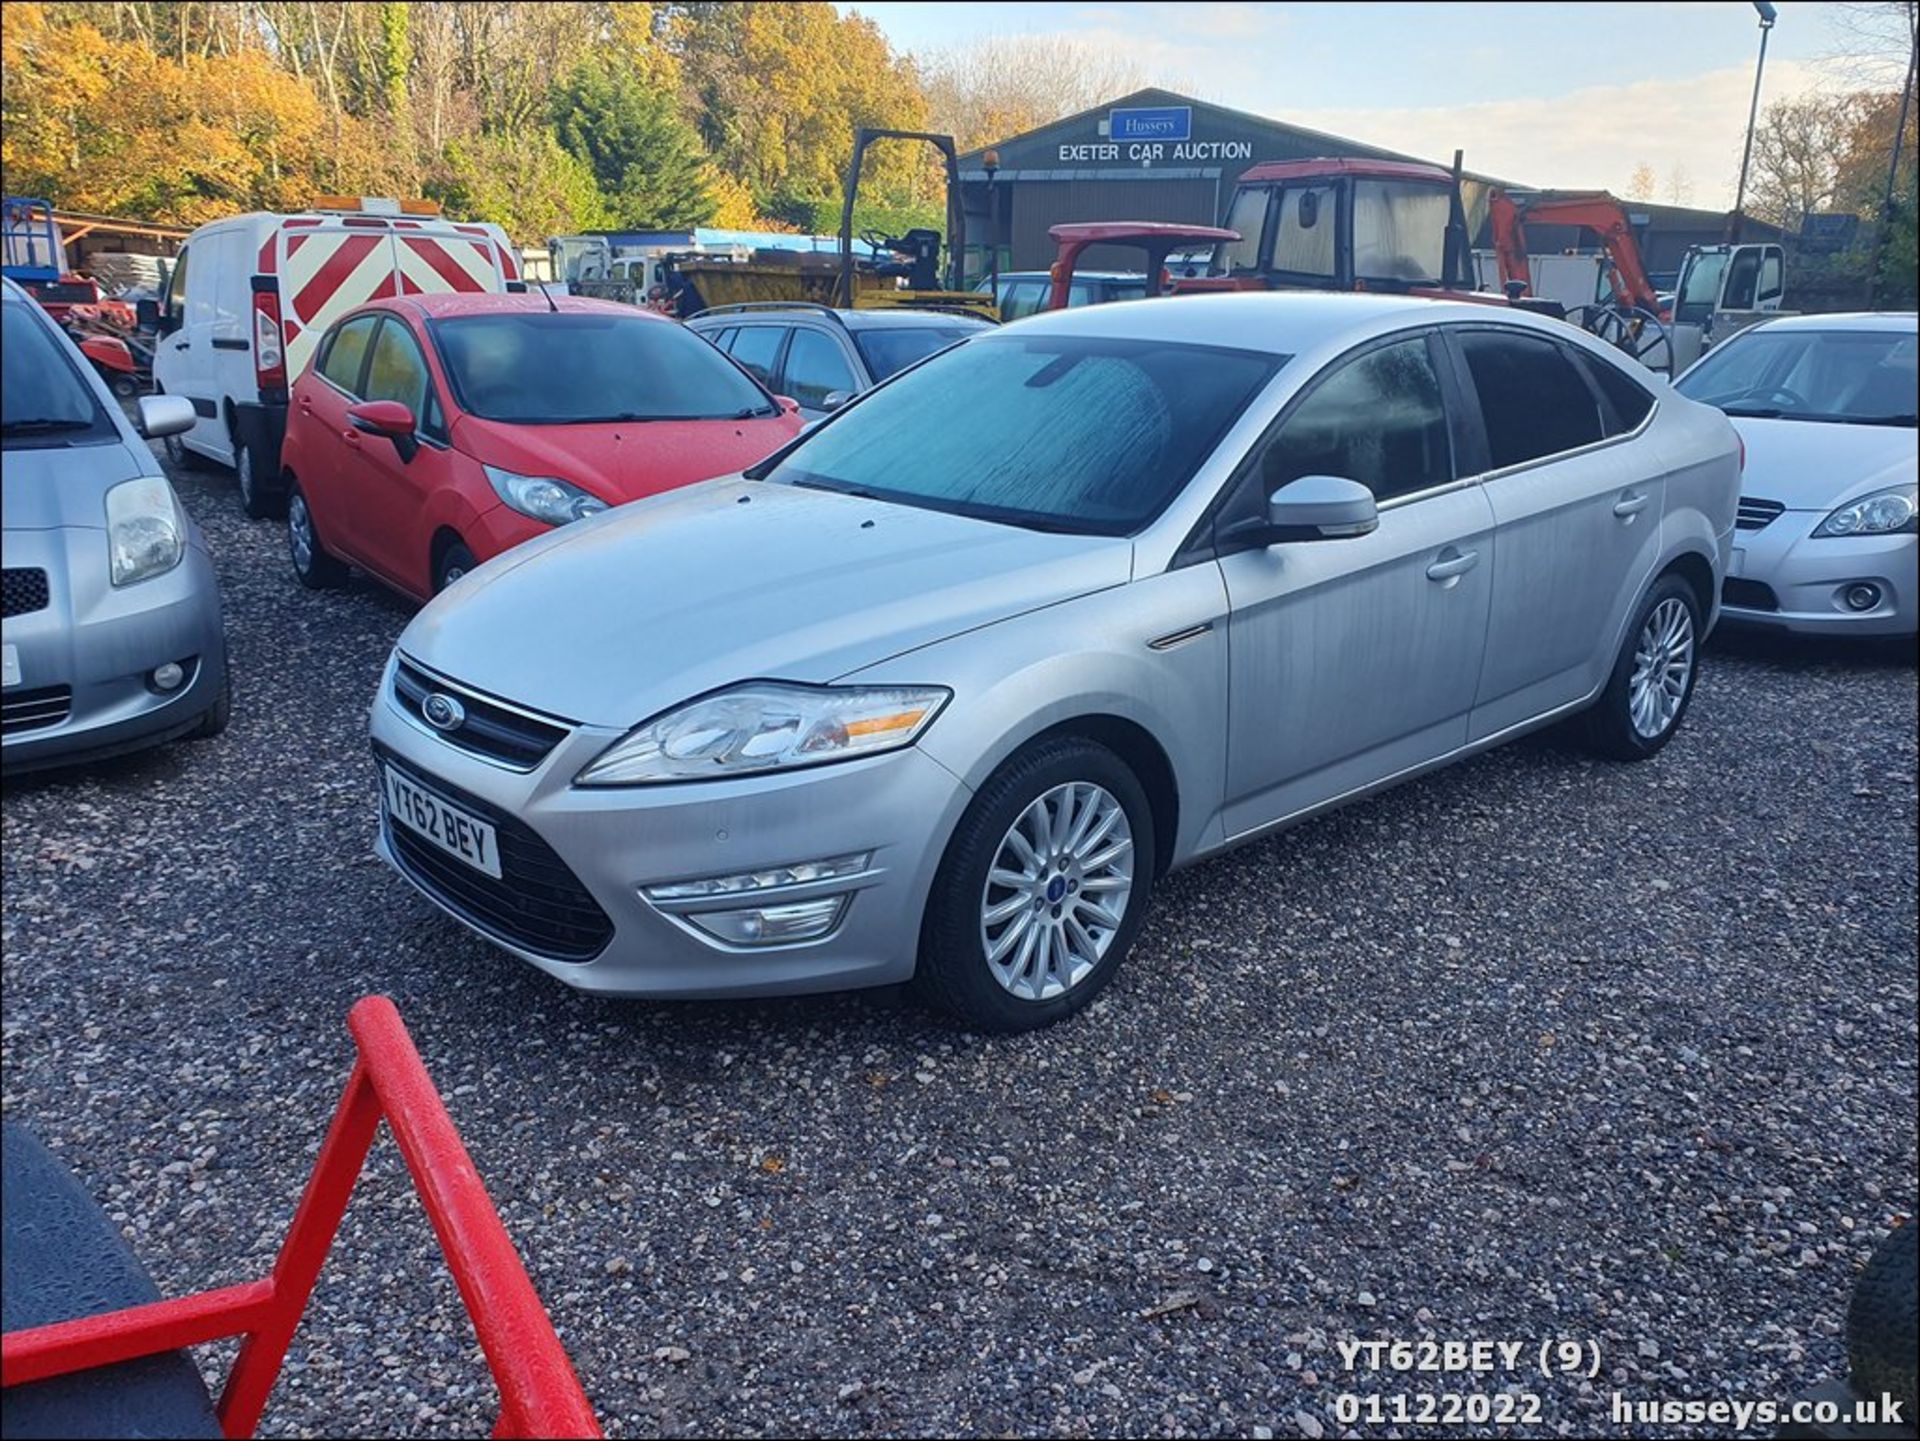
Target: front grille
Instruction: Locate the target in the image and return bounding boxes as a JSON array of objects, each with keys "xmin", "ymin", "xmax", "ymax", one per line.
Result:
[
  {"xmin": 391, "ymin": 657, "xmax": 569, "ymax": 770},
  {"xmin": 1736, "ymin": 497, "xmax": 1786, "ymax": 531},
  {"xmin": 2, "ymin": 568, "xmax": 50, "ymax": 618},
  {"xmin": 3, "ymin": 685, "xmax": 72, "ymax": 734},
  {"xmin": 376, "ymin": 746, "xmax": 612, "ymax": 962},
  {"xmin": 1722, "ymin": 577, "xmax": 1779, "ymax": 612}
]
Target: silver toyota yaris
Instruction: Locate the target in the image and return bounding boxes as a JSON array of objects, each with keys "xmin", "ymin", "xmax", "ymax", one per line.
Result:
[
  {"xmin": 3, "ymin": 279, "xmax": 229, "ymax": 774},
  {"xmin": 371, "ymin": 293, "xmax": 1740, "ymax": 1031}
]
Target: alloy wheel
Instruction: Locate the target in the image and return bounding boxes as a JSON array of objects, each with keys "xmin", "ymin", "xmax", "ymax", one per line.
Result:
[
  {"xmin": 288, "ymin": 493, "xmax": 314, "ymax": 573},
  {"xmin": 979, "ymin": 781, "xmax": 1134, "ymax": 1002},
  {"xmin": 1629, "ymin": 596, "xmax": 1694, "ymax": 739}
]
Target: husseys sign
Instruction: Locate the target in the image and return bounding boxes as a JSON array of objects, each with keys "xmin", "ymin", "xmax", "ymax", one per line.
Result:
[{"xmin": 1057, "ymin": 107, "xmax": 1255, "ymax": 164}]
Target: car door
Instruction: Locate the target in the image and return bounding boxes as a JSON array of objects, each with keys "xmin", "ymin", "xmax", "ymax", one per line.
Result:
[
  {"xmin": 1448, "ymin": 327, "xmax": 1665, "ymax": 739},
  {"xmin": 292, "ymin": 312, "xmax": 381, "ymax": 564},
  {"xmin": 1216, "ymin": 330, "xmax": 1496, "ymax": 839},
  {"xmin": 349, "ymin": 316, "xmax": 451, "ymax": 594},
  {"xmin": 776, "ymin": 325, "xmax": 861, "ymax": 417},
  {"xmin": 155, "ymin": 241, "xmax": 221, "ymax": 457}
]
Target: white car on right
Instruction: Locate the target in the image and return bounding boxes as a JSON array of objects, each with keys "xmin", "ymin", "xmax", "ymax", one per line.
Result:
[{"xmin": 1673, "ymin": 311, "xmax": 1917, "ymax": 639}]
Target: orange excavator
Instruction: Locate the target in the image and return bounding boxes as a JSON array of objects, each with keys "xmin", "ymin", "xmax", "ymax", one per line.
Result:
[{"xmin": 1486, "ymin": 188, "xmax": 1673, "ymax": 368}]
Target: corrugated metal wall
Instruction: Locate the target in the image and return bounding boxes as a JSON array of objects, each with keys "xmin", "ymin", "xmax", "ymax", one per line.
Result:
[{"xmin": 1011, "ymin": 178, "xmax": 1221, "ymax": 270}]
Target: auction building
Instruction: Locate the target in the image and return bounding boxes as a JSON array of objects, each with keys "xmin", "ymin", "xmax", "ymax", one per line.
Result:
[{"xmin": 958, "ymin": 87, "xmax": 1759, "ymax": 283}]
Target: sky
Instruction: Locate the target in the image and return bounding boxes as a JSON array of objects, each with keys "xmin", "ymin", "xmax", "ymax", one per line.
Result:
[{"xmin": 840, "ymin": 2, "xmax": 1910, "ymax": 207}]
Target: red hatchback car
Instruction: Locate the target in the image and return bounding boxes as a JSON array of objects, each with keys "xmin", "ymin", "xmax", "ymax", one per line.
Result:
[{"xmin": 280, "ymin": 293, "xmax": 805, "ymax": 598}]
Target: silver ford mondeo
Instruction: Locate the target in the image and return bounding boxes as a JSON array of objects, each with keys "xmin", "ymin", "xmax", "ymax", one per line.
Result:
[{"xmin": 370, "ymin": 293, "xmax": 1740, "ymax": 1031}]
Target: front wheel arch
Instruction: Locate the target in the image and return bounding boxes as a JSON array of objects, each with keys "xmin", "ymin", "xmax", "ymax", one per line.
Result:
[{"xmin": 1020, "ymin": 715, "xmax": 1179, "ymax": 880}]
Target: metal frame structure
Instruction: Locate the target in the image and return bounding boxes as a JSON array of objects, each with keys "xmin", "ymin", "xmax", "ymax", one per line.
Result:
[
  {"xmin": 836, "ymin": 128, "xmax": 965, "ymax": 307},
  {"xmin": 0, "ymin": 996, "xmax": 600, "ymax": 1440}
]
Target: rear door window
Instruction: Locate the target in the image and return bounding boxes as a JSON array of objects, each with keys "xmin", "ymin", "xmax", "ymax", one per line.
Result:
[
  {"xmin": 1456, "ymin": 330, "xmax": 1606, "ymax": 470},
  {"xmin": 318, "ymin": 315, "xmax": 380, "ymax": 396},
  {"xmin": 726, "ymin": 325, "xmax": 786, "ymax": 387},
  {"xmin": 1000, "ymin": 281, "xmax": 1046, "ymax": 321}
]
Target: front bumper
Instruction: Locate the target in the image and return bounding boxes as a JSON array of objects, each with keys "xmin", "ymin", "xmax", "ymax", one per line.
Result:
[
  {"xmin": 368, "ymin": 660, "xmax": 974, "ymax": 998},
  {"xmin": 1721, "ymin": 515, "xmax": 1917, "ymax": 638},
  {"xmin": 2, "ymin": 529, "xmax": 227, "ymax": 774}
]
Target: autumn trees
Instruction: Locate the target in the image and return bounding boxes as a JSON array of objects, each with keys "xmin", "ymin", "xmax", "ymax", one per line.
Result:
[{"xmin": 0, "ymin": 1, "xmax": 947, "ymax": 241}]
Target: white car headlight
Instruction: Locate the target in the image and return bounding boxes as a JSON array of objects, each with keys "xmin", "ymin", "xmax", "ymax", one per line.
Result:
[
  {"xmin": 105, "ymin": 476, "xmax": 185, "ymax": 586},
  {"xmin": 483, "ymin": 464, "xmax": 609, "ymax": 526},
  {"xmin": 1811, "ymin": 484, "xmax": 1917, "ymax": 538},
  {"xmin": 576, "ymin": 683, "xmax": 950, "ymax": 786}
]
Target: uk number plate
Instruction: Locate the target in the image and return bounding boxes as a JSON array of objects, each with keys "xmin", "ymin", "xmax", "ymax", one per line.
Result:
[{"xmin": 383, "ymin": 766, "xmax": 501, "ymax": 879}]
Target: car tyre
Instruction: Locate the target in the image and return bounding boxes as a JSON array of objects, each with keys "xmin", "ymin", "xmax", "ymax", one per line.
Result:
[
  {"xmin": 194, "ymin": 670, "xmax": 232, "ymax": 740},
  {"xmin": 235, "ymin": 440, "xmax": 283, "ymax": 520},
  {"xmin": 913, "ymin": 736, "xmax": 1156, "ymax": 1033},
  {"xmin": 1581, "ymin": 572, "xmax": 1702, "ymax": 762},
  {"xmin": 434, "ymin": 540, "xmax": 479, "ymax": 594},
  {"xmin": 287, "ymin": 480, "xmax": 348, "ymax": 590},
  {"xmin": 1847, "ymin": 1224, "xmax": 1917, "ymax": 1417}
]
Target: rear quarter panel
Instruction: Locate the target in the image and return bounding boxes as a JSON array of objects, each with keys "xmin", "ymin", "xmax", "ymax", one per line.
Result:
[{"xmin": 1653, "ymin": 389, "xmax": 1742, "ymax": 629}]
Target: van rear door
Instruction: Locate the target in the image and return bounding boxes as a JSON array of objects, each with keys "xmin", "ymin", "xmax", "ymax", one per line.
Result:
[{"xmin": 270, "ymin": 217, "xmax": 514, "ymax": 383}]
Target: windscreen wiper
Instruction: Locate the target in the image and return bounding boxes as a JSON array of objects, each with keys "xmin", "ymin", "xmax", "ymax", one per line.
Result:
[{"xmin": 2, "ymin": 417, "xmax": 94, "ymax": 434}]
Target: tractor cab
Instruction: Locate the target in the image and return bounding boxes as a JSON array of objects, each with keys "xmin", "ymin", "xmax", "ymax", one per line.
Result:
[{"xmin": 1191, "ymin": 158, "xmax": 1477, "ymax": 296}]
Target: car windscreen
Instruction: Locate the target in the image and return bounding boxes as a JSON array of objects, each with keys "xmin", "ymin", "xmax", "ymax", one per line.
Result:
[
  {"xmin": 1352, "ymin": 180, "xmax": 1451, "ymax": 286},
  {"xmin": 765, "ymin": 333, "xmax": 1284, "ymax": 536},
  {"xmin": 2, "ymin": 300, "xmax": 117, "ymax": 450},
  {"xmin": 1675, "ymin": 329, "xmax": 1918, "ymax": 426},
  {"xmin": 430, "ymin": 310, "xmax": 777, "ymax": 423},
  {"xmin": 852, "ymin": 326, "xmax": 986, "ymax": 382}
]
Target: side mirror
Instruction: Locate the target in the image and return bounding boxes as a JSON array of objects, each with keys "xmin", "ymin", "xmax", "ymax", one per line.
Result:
[
  {"xmin": 135, "ymin": 393, "xmax": 195, "ymax": 439},
  {"xmin": 775, "ymin": 395, "xmax": 801, "ymax": 415},
  {"xmin": 1263, "ymin": 475, "xmax": 1378, "ymax": 542},
  {"xmin": 820, "ymin": 390, "xmax": 854, "ymax": 413},
  {"xmin": 347, "ymin": 400, "xmax": 418, "ymax": 462}
]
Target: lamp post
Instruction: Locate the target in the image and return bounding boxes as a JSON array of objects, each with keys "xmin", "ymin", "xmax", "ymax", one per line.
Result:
[
  {"xmin": 983, "ymin": 149, "xmax": 1001, "ymax": 299},
  {"xmin": 1729, "ymin": 0, "xmax": 1779, "ymax": 244}
]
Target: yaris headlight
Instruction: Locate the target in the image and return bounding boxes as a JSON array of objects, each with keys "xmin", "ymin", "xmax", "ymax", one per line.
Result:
[
  {"xmin": 483, "ymin": 464, "xmax": 608, "ymax": 526},
  {"xmin": 105, "ymin": 476, "xmax": 185, "ymax": 586},
  {"xmin": 576, "ymin": 682, "xmax": 950, "ymax": 786},
  {"xmin": 1811, "ymin": 484, "xmax": 1917, "ymax": 538}
]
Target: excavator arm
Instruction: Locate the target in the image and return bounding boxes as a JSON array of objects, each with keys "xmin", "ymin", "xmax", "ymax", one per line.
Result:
[{"xmin": 1489, "ymin": 191, "xmax": 1664, "ymax": 315}]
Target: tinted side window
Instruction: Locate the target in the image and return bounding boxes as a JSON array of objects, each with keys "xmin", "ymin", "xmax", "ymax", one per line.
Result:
[
  {"xmin": 727, "ymin": 325, "xmax": 785, "ymax": 387},
  {"xmin": 1758, "ymin": 251, "xmax": 1783, "ymax": 303},
  {"xmin": 703, "ymin": 326, "xmax": 737, "ymax": 353},
  {"xmin": 1574, "ymin": 349, "xmax": 1656, "ymax": 435},
  {"xmin": 780, "ymin": 329, "xmax": 857, "ymax": 409},
  {"xmin": 1000, "ymin": 282, "xmax": 1045, "ymax": 321},
  {"xmin": 1262, "ymin": 335, "xmax": 1454, "ymax": 503},
  {"xmin": 319, "ymin": 315, "xmax": 379, "ymax": 394},
  {"xmin": 1458, "ymin": 331, "xmax": 1604, "ymax": 470},
  {"xmin": 1723, "ymin": 250, "xmax": 1760, "ymax": 309},
  {"xmin": 363, "ymin": 318, "xmax": 432, "ymax": 421}
]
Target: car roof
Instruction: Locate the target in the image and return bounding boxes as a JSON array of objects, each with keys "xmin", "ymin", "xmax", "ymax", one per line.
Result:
[
  {"xmin": 1744, "ymin": 311, "xmax": 1918, "ymax": 334},
  {"xmin": 391, "ymin": 292, "xmax": 658, "ymax": 321},
  {"xmin": 689, "ymin": 307, "xmax": 992, "ymax": 330},
  {"xmin": 1000, "ymin": 290, "xmax": 1581, "ymax": 355},
  {"xmin": 993, "ymin": 271, "xmax": 1148, "ymax": 283}
]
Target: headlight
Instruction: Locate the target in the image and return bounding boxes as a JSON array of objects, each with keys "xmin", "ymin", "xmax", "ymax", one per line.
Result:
[
  {"xmin": 1812, "ymin": 484, "xmax": 1917, "ymax": 538},
  {"xmin": 483, "ymin": 464, "xmax": 608, "ymax": 526},
  {"xmin": 105, "ymin": 476, "xmax": 185, "ymax": 586},
  {"xmin": 576, "ymin": 682, "xmax": 950, "ymax": 786}
]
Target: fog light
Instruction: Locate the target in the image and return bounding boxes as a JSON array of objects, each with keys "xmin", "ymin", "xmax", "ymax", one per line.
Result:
[
  {"xmin": 1843, "ymin": 583, "xmax": 1881, "ymax": 612},
  {"xmin": 646, "ymin": 853, "xmax": 870, "ymax": 901},
  {"xmin": 151, "ymin": 661, "xmax": 185, "ymax": 691},
  {"xmin": 686, "ymin": 896, "xmax": 847, "ymax": 947}
]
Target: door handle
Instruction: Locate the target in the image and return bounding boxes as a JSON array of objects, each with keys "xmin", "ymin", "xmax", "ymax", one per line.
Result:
[
  {"xmin": 1426, "ymin": 549, "xmax": 1480, "ymax": 582},
  {"xmin": 172, "ymin": 341, "xmax": 190, "ymax": 351},
  {"xmin": 1613, "ymin": 492, "xmax": 1650, "ymax": 518},
  {"xmin": 342, "ymin": 430, "xmax": 361, "ymax": 448}
]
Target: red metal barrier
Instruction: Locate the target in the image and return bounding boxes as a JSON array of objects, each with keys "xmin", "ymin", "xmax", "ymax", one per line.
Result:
[{"xmin": 0, "ymin": 996, "xmax": 601, "ymax": 1439}]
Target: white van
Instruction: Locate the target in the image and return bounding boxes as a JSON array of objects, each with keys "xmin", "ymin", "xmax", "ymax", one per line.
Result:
[{"xmin": 151, "ymin": 197, "xmax": 520, "ymax": 517}]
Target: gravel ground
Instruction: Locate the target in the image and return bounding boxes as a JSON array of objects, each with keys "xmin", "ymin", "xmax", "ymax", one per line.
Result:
[{"xmin": 3, "ymin": 440, "xmax": 1915, "ymax": 1440}]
